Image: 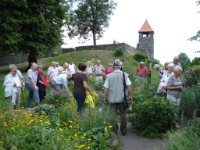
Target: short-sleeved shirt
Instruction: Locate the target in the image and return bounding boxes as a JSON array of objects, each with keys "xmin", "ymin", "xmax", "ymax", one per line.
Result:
[
  {"xmin": 17, "ymin": 70, "xmax": 23, "ymax": 80},
  {"xmin": 72, "ymin": 73, "xmax": 88, "ymax": 95},
  {"xmin": 25, "ymin": 69, "xmax": 38, "ymax": 84},
  {"xmin": 53, "ymin": 74, "xmax": 67, "ymax": 85},
  {"xmin": 94, "ymin": 65, "xmax": 105, "ymax": 75},
  {"xmin": 167, "ymin": 75, "xmax": 182, "ymax": 98},
  {"xmin": 136, "ymin": 66, "xmax": 149, "ymax": 77}
]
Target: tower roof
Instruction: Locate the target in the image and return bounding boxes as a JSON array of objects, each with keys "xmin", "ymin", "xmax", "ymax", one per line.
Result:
[{"xmin": 139, "ymin": 20, "xmax": 154, "ymax": 33}]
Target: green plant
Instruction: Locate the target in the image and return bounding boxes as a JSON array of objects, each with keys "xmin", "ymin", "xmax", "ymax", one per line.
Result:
[
  {"xmin": 191, "ymin": 57, "xmax": 200, "ymax": 65},
  {"xmin": 178, "ymin": 52, "xmax": 191, "ymax": 71},
  {"xmin": 35, "ymin": 104, "xmax": 57, "ymax": 116},
  {"xmin": 114, "ymin": 47, "xmax": 124, "ymax": 57},
  {"xmin": 133, "ymin": 52, "xmax": 148, "ymax": 62},
  {"xmin": 131, "ymin": 95, "xmax": 176, "ymax": 138},
  {"xmin": 180, "ymin": 87, "xmax": 197, "ymax": 118},
  {"xmin": 164, "ymin": 120, "xmax": 200, "ymax": 150}
]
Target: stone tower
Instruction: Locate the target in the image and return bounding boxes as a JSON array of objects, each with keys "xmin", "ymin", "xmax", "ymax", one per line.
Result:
[{"xmin": 137, "ymin": 20, "xmax": 154, "ymax": 59}]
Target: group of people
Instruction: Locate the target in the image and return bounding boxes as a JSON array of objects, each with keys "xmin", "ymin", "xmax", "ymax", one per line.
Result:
[
  {"xmin": 153, "ymin": 56, "xmax": 183, "ymax": 106},
  {"xmin": 3, "ymin": 58, "xmax": 132, "ymax": 136},
  {"xmin": 135, "ymin": 56, "xmax": 183, "ymax": 107},
  {"xmin": 3, "ymin": 56, "xmax": 183, "ymax": 135}
]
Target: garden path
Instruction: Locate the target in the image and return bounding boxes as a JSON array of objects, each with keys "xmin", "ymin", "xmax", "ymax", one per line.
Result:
[{"xmin": 118, "ymin": 122, "xmax": 167, "ymax": 150}]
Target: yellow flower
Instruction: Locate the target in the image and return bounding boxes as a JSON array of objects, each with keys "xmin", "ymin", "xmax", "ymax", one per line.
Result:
[{"xmin": 108, "ymin": 125, "xmax": 112, "ymax": 128}]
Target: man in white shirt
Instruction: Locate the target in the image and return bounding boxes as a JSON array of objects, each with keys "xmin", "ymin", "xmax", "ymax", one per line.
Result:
[
  {"xmin": 50, "ymin": 73, "xmax": 71, "ymax": 96},
  {"xmin": 25, "ymin": 62, "xmax": 40, "ymax": 108},
  {"xmin": 93, "ymin": 60, "xmax": 105, "ymax": 83},
  {"xmin": 47, "ymin": 61, "xmax": 59, "ymax": 82},
  {"xmin": 4, "ymin": 65, "xmax": 22, "ymax": 110}
]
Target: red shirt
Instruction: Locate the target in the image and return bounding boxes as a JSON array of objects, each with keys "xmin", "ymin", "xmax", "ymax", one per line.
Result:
[
  {"xmin": 105, "ymin": 68, "xmax": 113, "ymax": 75},
  {"xmin": 136, "ymin": 66, "xmax": 149, "ymax": 77}
]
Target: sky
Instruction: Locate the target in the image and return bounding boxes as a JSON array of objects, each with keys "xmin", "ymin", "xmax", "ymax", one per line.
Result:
[{"xmin": 62, "ymin": 0, "xmax": 200, "ymax": 64}]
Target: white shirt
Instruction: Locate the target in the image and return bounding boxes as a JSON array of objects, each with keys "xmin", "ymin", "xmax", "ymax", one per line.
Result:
[
  {"xmin": 85, "ymin": 66, "xmax": 93, "ymax": 75},
  {"xmin": 25, "ymin": 69, "xmax": 38, "ymax": 84},
  {"xmin": 161, "ymin": 72, "xmax": 174, "ymax": 86},
  {"xmin": 94, "ymin": 64, "xmax": 105, "ymax": 75},
  {"xmin": 17, "ymin": 70, "xmax": 23, "ymax": 80},
  {"xmin": 4, "ymin": 73, "xmax": 21, "ymax": 97},
  {"xmin": 68, "ymin": 64, "xmax": 75, "ymax": 75},
  {"xmin": 53, "ymin": 74, "xmax": 67, "ymax": 85},
  {"xmin": 47, "ymin": 66, "xmax": 59, "ymax": 78}
]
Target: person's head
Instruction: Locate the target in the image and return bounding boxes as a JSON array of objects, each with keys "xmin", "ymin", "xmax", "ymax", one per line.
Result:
[
  {"xmin": 78, "ymin": 63, "xmax": 87, "ymax": 72},
  {"xmin": 31, "ymin": 62, "xmax": 37, "ymax": 71},
  {"xmin": 52, "ymin": 61, "xmax": 56, "ymax": 67},
  {"xmin": 37, "ymin": 65, "xmax": 43, "ymax": 72},
  {"xmin": 173, "ymin": 66, "xmax": 182, "ymax": 76},
  {"xmin": 9, "ymin": 64, "xmax": 17, "ymax": 76},
  {"xmin": 164, "ymin": 62, "xmax": 169, "ymax": 70},
  {"xmin": 153, "ymin": 64, "xmax": 160, "ymax": 70},
  {"xmin": 139, "ymin": 61, "xmax": 144, "ymax": 67},
  {"xmin": 63, "ymin": 63, "xmax": 69, "ymax": 69},
  {"xmin": 96, "ymin": 60, "xmax": 101, "ymax": 65},
  {"xmin": 55, "ymin": 62, "xmax": 59, "ymax": 67},
  {"xmin": 167, "ymin": 63, "xmax": 174, "ymax": 73},
  {"xmin": 108, "ymin": 63, "xmax": 113, "ymax": 68},
  {"xmin": 173, "ymin": 56, "xmax": 180, "ymax": 64},
  {"xmin": 86, "ymin": 61, "xmax": 92, "ymax": 66},
  {"xmin": 112, "ymin": 59, "xmax": 122, "ymax": 70}
]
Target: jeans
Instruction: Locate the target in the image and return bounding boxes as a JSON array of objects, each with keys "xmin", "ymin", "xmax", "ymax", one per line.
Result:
[
  {"xmin": 25, "ymin": 83, "xmax": 40, "ymax": 108},
  {"xmin": 74, "ymin": 94, "xmax": 86, "ymax": 113}
]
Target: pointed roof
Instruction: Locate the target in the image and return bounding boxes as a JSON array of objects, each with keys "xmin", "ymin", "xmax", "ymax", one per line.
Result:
[{"xmin": 138, "ymin": 20, "xmax": 154, "ymax": 33}]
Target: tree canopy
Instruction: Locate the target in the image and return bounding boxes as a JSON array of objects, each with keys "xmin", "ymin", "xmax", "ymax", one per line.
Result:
[
  {"xmin": 0, "ymin": 0, "xmax": 68, "ymax": 55},
  {"xmin": 67, "ymin": 0, "xmax": 116, "ymax": 46}
]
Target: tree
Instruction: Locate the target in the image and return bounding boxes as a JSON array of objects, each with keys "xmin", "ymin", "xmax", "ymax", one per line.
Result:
[
  {"xmin": 178, "ymin": 52, "xmax": 191, "ymax": 71},
  {"xmin": 68, "ymin": 0, "xmax": 116, "ymax": 46},
  {"xmin": 189, "ymin": 1, "xmax": 200, "ymax": 42},
  {"xmin": 0, "ymin": 0, "xmax": 68, "ymax": 56}
]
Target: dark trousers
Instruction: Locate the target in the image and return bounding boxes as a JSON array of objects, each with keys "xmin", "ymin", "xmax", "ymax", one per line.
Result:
[
  {"xmin": 74, "ymin": 94, "xmax": 86, "ymax": 113},
  {"xmin": 110, "ymin": 103, "xmax": 127, "ymax": 132}
]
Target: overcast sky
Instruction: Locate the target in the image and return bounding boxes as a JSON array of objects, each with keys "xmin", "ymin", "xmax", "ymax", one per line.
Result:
[{"xmin": 63, "ymin": 0, "xmax": 200, "ymax": 64}]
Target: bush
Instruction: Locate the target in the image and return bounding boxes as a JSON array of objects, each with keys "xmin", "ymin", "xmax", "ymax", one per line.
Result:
[
  {"xmin": 164, "ymin": 120, "xmax": 200, "ymax": 150},
  {"xmin": 131, "ymin": 96, "xmax": 176, "ymax": 138},
  {"xmin": 133, "ymin": 52, "xmax": 148, "ymax": 62},
  {"xmin": 35, "ymin": 104, "xmax": 57, "ymax": 116},
  {"xmin": 114, "ymin": 48, "xmax": 124, "ymax": 57},
  {"xmin": 180, "ymin": 82, "xmax": 200, "ymax": 117},
  {"xmin": 180, "ymin": 87, "xmax": 197, "ymax": 118},
  {"xmin": 178, "ymin": 52, "xmax": 191, "ymax": 71},
  {"xmin": 191, "ymin": 57, "xmax": 200, "ymax": 65},
  {"xmin": 183, "ymin": 65, "xmax": 200, "ymax": 87},
  {"xmin": 151, "ymin": 58, "xmax": 160, "ymax": 67}
]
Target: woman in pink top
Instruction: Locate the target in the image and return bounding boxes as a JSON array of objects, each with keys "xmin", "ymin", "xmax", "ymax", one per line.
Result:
[{"xmin": 104, "ymin": 63, "xmax": 113, "ymax": 75}]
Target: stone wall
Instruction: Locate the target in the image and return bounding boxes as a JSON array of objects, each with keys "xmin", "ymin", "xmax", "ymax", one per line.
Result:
[
  {"xmin": 0, "ymin": 53, "xmax": 28, "ymax": 67},
  {"xmin": 62, "ymin": 43, "xmax": 141, "ymax": 55}
]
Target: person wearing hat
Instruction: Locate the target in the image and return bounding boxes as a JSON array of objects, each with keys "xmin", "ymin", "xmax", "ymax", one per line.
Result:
[
  {"xmin": 103, "ymin": 59, "xmax": 132, "ymax": 136},
  {"xmin": 136, "ymin": 61, "xmax": 149, "ymax": 85}
]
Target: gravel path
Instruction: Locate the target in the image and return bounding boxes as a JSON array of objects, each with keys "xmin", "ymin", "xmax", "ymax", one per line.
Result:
[{"xmin": 118, "ymin": 122, "xmax": 167, "ymax": 150}]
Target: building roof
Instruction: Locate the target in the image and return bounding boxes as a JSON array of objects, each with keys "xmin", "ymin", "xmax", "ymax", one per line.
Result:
[{"xmin": 138, "ymin": 20, "xmax": 154, "ymax": 33}]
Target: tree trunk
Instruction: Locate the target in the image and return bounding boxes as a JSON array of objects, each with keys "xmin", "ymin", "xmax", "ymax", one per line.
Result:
[{"xmin": 92, "ymin": 30, "xmax": 96, "ymax": 46}]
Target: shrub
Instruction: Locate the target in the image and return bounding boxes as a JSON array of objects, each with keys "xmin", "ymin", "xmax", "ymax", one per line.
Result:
[
  {"xmin": 151, "ymin": 58, "xmax": 160, "ymax": 67},
  {"xmin": 191, "ymin": 57, "xmax": 200, "ymax": 65},
  {"xmin": 183, "ymin": 65, "xmax": 200, "ymax": 87},
  {"xmin": 131, "ymin": 96, "xmax": 176, "ymax": 138},
  {"xmin": 35, "ymin": 104, "xmax": 57, "ymax": 116},
  {"xmin": 133, "ymin": 52, "xmax": 148, "ymax": 62},
  {"xmin": 180, "ymin": 87, "xmax": 197, "ymax": 118},
  {"xmin": 164, "ymin": 120, "xmax": 200, "ymax": 150},
  {"xmin": 178, "ymin": 52, "xmax": 191, "ymax": 71},
  {"xmin": 114, "ymin": 47, "xmax": 124, "ymax": 57}
]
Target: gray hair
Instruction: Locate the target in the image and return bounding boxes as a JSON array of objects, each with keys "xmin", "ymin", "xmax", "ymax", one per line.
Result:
[
  {"xmin": 37, "ymin": 65, "xmax": 43, "ymax": 69},
  {"xmin": 9, "ymin": 64, "xmax": 17, "ymax": 71},
  {"xmin": 174, "ymin": 66, "xmax": 182, "ymax": 72},
  {"xmin": 167, "ymin": 63, "xmax": 174, "ymax": 69}
]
